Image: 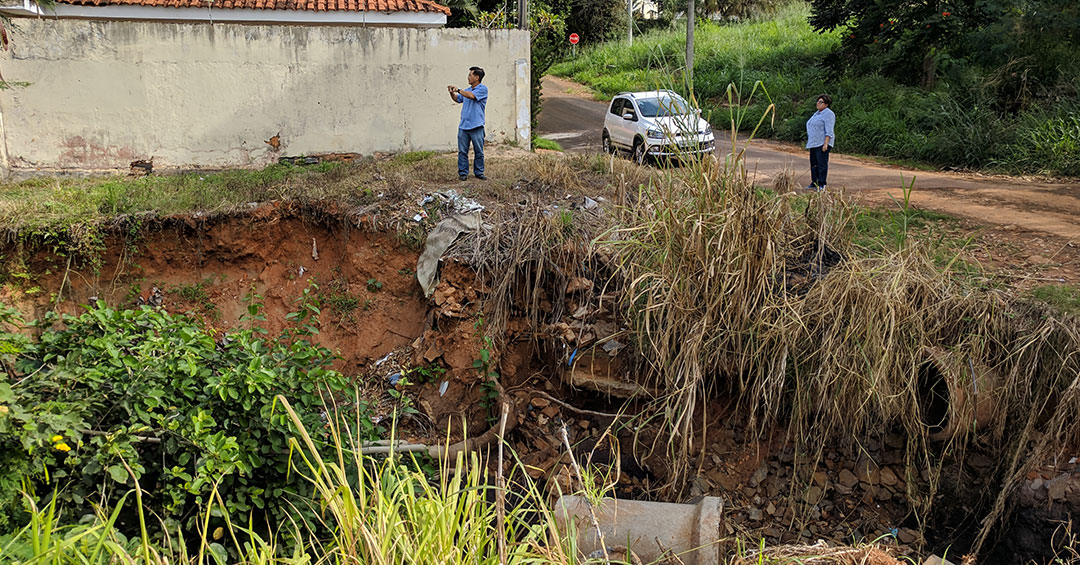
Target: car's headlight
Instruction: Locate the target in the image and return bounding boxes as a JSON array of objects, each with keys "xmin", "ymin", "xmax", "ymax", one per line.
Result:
[{"xmin": 646, "ymin": 128, "xmax": 665, "ymax": 140}]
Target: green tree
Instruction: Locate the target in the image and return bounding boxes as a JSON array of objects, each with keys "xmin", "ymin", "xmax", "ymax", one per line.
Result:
[
  {"xmin": 565, "ymin": 0, "xmax": 627, "ymax": 44},
  {"xmin": 809, "ymin": 0, "xmax": 1080, "ymax": 93},
  {"xmin": 472, "ymin": 2, "xmax": 566, "ymax": 132},
  {"xmin": 530, "ymin": 6, "xmax": 568, "ymax": 129},
  {"xmin": 809, "ymin": 0, "xmax": 992, "ymax": 88}
]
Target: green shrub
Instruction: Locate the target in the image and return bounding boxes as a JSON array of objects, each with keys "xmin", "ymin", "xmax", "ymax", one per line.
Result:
[{"xmin": 0, "ymin": 292, "xmax": 377, "ymax": 540}]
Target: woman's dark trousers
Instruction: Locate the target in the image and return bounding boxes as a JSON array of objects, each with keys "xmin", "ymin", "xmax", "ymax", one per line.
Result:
[{"xmin": 809, "ymin": 147, "xmax": 830, "ymax": 188}]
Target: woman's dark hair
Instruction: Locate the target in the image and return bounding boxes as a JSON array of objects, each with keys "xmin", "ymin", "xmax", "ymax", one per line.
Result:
[
  {"xmin": 817, "ymin": 94, "xmax": 832, "ymax": 106},
  {"xmin": 470, "ymin": 66, "xmax": 485, "ymax": 83}
]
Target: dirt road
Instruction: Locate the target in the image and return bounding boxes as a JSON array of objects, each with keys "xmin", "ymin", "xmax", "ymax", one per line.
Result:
[{"xmin": 538, "ymin": 75, "xmax": 1080, "ymax": 284}]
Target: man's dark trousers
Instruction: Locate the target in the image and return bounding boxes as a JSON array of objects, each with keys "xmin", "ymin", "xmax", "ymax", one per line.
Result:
[{"xmin": 458, "ymin": 126, "xmax": 485, "ymax": 178}]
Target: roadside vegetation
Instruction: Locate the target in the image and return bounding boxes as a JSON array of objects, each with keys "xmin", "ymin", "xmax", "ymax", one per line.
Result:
[
  {"xmin": 1, "ymin": 144, "xmax": 1078, "ymax": 561},
  {"xmin": 550, "ymin": 2, "xmax": 1080, "ymax": 177},
  {"xmin": 532, "ymin": 136, "xmax": 565, "ymax": 151}
]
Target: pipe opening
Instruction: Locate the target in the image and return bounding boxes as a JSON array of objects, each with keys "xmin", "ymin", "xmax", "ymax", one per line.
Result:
[{"xmin": 918, "ymin": 359, "xmax": 951, "ymax": 436}]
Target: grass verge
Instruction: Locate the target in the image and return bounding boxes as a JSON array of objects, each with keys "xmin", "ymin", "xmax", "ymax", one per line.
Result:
[{"xmin": 532, "ymin": 136, "xmax": 565, "ymax": 151}]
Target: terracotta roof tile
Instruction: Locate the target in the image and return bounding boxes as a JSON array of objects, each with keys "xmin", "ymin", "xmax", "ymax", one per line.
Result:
[{"xmin": 55, "ymin": 0, "xmax": 450, "ymax": 14}]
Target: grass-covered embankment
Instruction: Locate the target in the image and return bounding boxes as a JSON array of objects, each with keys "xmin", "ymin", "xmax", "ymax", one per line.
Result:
[{"xmin": 550, "ymin": 3, "xmax": 1080, "ymax": 177}]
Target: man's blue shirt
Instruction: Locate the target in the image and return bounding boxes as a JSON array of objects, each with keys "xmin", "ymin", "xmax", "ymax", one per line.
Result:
[
  {"xmin": 806, "ymin": 107, "xmax": 835, "ymax": 149},
  {"xmin": 456, "ymin": 84, "xmax": 488, "ymax": 130}
]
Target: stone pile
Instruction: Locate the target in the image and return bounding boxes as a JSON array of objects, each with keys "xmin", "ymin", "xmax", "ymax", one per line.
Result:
[{"xmin": 696, "ymin": 430, "xmax": 926, "ymax": 557}]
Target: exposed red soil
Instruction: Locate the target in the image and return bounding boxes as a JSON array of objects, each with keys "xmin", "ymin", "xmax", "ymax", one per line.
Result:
[{"xmin": 9, "ymin": 206, "xmax": 427, "ymax": 376}]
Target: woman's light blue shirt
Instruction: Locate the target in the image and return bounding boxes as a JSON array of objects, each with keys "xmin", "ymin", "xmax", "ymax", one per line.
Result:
[{"xmin": 805, "ymin": 107, "xmax": 835, "ymax": 149}]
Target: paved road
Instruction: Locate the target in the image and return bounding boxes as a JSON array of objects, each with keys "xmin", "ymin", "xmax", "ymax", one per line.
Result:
[{"xmin": 536, "ymin": 75, "xmax": 1080, "ymax": 242}]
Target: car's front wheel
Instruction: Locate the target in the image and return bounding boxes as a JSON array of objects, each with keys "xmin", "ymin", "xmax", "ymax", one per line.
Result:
[
  {"xmin": 602, "ymin": 131, "xmax": 615, "ymax": 154},
  {"xmin": 632, "ymin": 139, "xmax": 647, "ymax": 165}
]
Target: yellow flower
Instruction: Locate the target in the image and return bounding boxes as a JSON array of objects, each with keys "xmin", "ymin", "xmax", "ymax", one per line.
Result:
[
  {"xmin": 51, "ymin": 435, "xmax": 63, "ymax": 443},
  {"xmin": 54, "ymin": 443, "xmax": 72, "ymax": 452}
]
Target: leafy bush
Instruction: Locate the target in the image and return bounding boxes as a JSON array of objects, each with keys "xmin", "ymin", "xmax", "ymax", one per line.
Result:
[{"xmin": 0, "ymin": 291, "xmax": 376, "ymax": 540}]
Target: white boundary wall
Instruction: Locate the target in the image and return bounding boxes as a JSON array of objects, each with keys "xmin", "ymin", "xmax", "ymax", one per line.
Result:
[{"xmin": 0, "ymin": 19, "xmax": 530, "ymax": 173}]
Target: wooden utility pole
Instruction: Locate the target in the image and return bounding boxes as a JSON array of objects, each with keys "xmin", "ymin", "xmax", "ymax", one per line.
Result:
[{"xmin": 686, "ymin": 0, "xmax": 694, "ymax": 89}]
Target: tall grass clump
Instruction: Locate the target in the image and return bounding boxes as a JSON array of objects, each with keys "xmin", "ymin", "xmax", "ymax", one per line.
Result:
[
  {"xmin": 276, "ymin": 396, "xmax": 583, "ymax": 564},
  {"xmin": 3, "ymin": 387, "xmax": 587, "ymax": 564},
  {"xmin": 0, "ymin": 403, "xmax": 587, "ymax": 564},
  {"xmin": 601, "ymin": 102, "xmax": 1080, "ymax": 553}
]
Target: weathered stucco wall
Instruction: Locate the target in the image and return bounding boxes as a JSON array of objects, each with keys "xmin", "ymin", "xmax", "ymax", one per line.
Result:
[{"xmin": 0, "ymin": 20, "xmax": 530, "ymax": 173}]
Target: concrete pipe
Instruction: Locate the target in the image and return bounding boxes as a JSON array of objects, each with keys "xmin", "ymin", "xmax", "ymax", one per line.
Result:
[
  {"xmin": 555, "ymin": 495, "xmax": 724, "ymax": 565},
  {"xmin": 919, "ymin": 347, "xmax": 1000, "ymax": 442}
]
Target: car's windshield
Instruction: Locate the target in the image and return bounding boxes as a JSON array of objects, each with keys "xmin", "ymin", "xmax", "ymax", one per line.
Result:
[{"xmin": 636, "ymin": 95, "xmax": 691, "ymax": 117}]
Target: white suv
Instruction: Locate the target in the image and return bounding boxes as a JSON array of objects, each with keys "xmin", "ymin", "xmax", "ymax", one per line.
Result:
[{"xmin": 601, "ymin": 90, "xmax": 715, "ymax": 164}]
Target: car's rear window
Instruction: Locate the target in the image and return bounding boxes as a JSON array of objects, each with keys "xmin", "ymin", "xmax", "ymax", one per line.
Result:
[{"xmin": 636, "ymin": 96, "xmax": 690, "ymax": 117}]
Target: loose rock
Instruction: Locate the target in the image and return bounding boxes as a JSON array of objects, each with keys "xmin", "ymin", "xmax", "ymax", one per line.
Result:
[{"xmin": 838, "ymin": 469, "xmax": 859, "ymax": 489}]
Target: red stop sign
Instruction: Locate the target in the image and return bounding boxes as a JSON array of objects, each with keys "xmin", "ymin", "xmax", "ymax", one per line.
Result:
[{"xmin": 569, "ymin": 33, "xmax": 580, "ymax": 45}]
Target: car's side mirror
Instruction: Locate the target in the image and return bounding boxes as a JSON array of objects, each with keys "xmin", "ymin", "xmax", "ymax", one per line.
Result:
[{"xmin": 622, "ymin": 112, "xmax": 635, "ymax": 121}]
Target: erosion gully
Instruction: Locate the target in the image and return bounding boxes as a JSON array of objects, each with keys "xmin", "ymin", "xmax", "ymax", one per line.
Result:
[{"xmin": 4, "ymin": 207, "xmax": 1076, "ymax": 563}]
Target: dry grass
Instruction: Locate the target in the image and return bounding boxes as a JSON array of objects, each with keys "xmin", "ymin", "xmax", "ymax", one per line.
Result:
[
  {"xmin": 449, "ymin": 152, "xmax": 659, "ymax": 344},
  {"xmin": 730, "ymin": 539, "xmax": 902, "ymax": 564},
  {"xmin": 436, "ymin": 146, "xmax": 1068, "ymax": 553},
  {"xmin": 771, "ymin": 166, "xmax": 800, "ymax": 194},
  {"xmin": 589, "ymin": 146, "xmax": 1080, "ymax": 554},
  {"xmin": 435, "ymin": 143, "xmax": 1080, "ymax": 556}
]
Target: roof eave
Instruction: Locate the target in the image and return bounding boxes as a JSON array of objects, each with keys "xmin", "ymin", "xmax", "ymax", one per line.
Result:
[{"xmin": 0, "ymin": 0, "xmax": 447, "ymax": 26}]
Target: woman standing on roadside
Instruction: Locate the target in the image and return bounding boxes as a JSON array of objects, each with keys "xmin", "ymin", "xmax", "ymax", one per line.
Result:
[{"xmin": 805, "ymin": 94, "xmax": 835, "ymax": 190}]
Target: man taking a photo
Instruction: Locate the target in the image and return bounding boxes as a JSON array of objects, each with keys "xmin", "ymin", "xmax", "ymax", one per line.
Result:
[{"xmin": 447, "ymin": 66, "xmax": 488, "ymax": 181}]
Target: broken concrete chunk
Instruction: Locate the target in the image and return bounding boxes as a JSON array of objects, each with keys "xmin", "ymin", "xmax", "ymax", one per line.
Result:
[
  {"xmin": 897, "ymin": 528, "xmax": 919, "ymax": 545},
  {"xmin": 803, "ymin": 485, "xmax": 824, "ymax": 505},
  {"xmin": 749, "ymin": 465, "xmax": 768, "ymax": 487}
]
